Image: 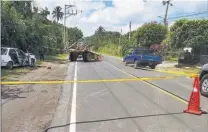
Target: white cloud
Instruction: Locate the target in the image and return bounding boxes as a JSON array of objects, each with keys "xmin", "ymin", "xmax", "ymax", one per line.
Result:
[{"xmin": 34, "ymin": 0, "xmax": 207, "ymax": 37}]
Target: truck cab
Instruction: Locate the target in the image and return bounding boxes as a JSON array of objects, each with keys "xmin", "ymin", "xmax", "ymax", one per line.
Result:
[{"xmin": 123, "ymin": 48, "xmax": 162, "ymax": 69}]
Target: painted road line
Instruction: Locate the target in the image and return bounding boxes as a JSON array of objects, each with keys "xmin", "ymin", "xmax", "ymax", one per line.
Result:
[
  {"xmin": 69, "ymin": 61, "xmax": 77, "ymax": 132},
  {"xmin": 0, "ymin": 76, "xmax": 183, "ymax": 85},
  {"xmin": 106, "ymin": 62, "xmax": 189, "ymax": 105}
]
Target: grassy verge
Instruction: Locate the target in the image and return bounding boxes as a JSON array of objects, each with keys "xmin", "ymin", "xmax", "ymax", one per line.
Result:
[
  {"xmin": 158, "ymin": 66, "xmax": 200, "ymax": 74},
  {"xmin": 44, "ymin": 54, "xmax": 68, "ymax": 61},
  {"xmin": 1, "ymin": 54, "xmax": 68, "ymax": 81},
  {"xmin": 98, "ymin": 52, "xmax": 123, "ymax": 58}
]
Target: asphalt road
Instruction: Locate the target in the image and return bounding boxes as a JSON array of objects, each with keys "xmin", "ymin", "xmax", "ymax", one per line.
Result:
[{"xmin": 48, "ymin": 55, "xmax": 208, "ymax": 132}]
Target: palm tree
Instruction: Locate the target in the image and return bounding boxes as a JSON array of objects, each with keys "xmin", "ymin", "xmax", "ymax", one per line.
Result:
[
  {"xmin": 40, "ymin": 7, "xmax": 50, "ymax": 18},
  {"xmin": 52, "ymin": 6, "xmax": 64, "ymax": 23},
  {"xmin": 95, "ymin": 26, "xmax": 105, "ymax": 35}
]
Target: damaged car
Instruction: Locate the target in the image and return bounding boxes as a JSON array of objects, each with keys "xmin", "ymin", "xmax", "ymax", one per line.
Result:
[{"xmin": 1, "ymin": 47, "xmax": 36, "ymax": 69}]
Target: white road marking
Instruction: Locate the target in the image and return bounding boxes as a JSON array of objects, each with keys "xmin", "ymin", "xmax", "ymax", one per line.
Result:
[{"xmin": 69, "ymin": 62, "xmax": 77, "ymax": 132}]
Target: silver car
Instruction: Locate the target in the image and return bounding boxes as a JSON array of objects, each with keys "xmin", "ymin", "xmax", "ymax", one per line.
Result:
[
  {"xmin": 200, "ymin": 63, "xmax": 208, "ymax": 97},
  {"xmin": 1, "ymin": 47, "xmax": 36, "ymax": 69}
]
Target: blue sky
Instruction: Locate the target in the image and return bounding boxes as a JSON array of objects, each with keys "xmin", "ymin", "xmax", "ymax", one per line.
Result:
[{"xmin": 36, "ymin": 0, "xmax": 208, "ymax": 36}]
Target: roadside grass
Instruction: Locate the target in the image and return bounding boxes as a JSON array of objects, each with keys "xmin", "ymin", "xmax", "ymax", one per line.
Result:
[
  {"xmin": 1, "ymin": 66, "xmax": 39, "ymax": 81},
  {"xmin": 98, "ymin": 52, "xmax": 123, "ymax": 58},
  {"xmin": 158, "ymin": 66, "xmax": 200, "ymax": 75},
  {"xmin": 1, "ymin": 54, "xmax": 68, "ymax": 81},
  {"xmin": 166, "ymin": 57, "xmax": 178, "ymax": 62},
  {"xmin": 45, "ymin": 54, "xmax": 68, "ymax": 61},
  {"xmin": 44, "ymin": 54, "xmax": 68, "ymax": 64},
  {"xmin": 176, "ymin": 67, "xmax": 200, "ymax": 74}
]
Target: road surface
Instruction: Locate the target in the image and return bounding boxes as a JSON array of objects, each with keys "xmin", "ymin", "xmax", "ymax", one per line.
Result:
[{"xmin": 48, "ymin": 55, "xmax": 208, "ymax": 132}]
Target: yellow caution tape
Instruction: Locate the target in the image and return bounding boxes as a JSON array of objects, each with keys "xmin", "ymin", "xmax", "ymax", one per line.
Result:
[{"xmin": 1, "ymin": 76, "xmax": 182, "ymax": 85}]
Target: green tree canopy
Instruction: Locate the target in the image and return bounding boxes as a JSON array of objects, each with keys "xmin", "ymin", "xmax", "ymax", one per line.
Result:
[
  {"xmin": 1, "ymin": 1, "xmax": 83, "ymax": 55},
  {"xmin": 135, "ymin": 21, "xmax": 167, "ymax": 48}
]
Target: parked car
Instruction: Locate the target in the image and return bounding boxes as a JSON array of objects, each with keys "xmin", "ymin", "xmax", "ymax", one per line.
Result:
[
  {"xmin": 1, "ymin": 47, "xmax": 36, "ymax": 69},
  {"xmin": 123, "ymin": 48, "xmax": 162, "ymax": 69},
  {"xmin": 199, "ymin": 63, "xmax": 208, "ymax": 97},
  {"xmin": 78, "ymin": 55, "xmax": 82, "ymax": 58}
]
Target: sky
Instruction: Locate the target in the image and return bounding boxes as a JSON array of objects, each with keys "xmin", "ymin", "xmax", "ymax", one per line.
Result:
[{"xmin": 35, "ymin": 0, "xmax": 208, "ymax": 37}]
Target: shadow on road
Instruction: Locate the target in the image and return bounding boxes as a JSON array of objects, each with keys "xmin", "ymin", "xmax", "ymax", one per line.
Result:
[
  {"xmin": 129, "ymin": 65, "xmax": 154, "ymax": 71},
  {"xmin": 45, "ymin": 112, "xmax": 184, "ymax": 132}
]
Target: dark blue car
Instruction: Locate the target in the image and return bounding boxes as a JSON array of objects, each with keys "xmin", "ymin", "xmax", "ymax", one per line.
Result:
[{"xmin": 123, "ymin": 48, "xmax": 162, "ymax": 69}]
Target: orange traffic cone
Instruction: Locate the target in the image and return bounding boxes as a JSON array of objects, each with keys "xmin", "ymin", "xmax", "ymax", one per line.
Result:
[
  {"xmin": 98, "ymin": 55, "xmax": 102, "ymax": 61},
  {"xmin": 184, "ymin": 76, "xmax": 202, "ymax": 115},
  {"xmin": 97, "ymin": 56, "xmax": 100, "ymax": 61}
]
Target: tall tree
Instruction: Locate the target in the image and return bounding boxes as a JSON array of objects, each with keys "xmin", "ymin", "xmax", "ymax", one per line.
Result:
[
  {"xmin": 12, "ymin": 1, "xmax": 32, "ymax": 19},
  {"xmin": 95, "ymin": 26, "xmax": 105, "ymax": 35},
  {"xmin": 40, "ymin": 7, "xmax": 50, "ymax": 18},
  {"xmin": 52, "ymin": 6, "xmax": 64, "ymax": 23},
  {"xmin": 135, "ymin": 22, "xmax": 167, "ymax": 48}
]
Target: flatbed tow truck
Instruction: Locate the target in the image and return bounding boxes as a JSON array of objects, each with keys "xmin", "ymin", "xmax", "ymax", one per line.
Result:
[{"xmin": 67, "ymin": 41, "xmax": 102, "ymax": 62}]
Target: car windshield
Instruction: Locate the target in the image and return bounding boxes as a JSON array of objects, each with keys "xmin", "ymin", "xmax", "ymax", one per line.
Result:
[
  {"xmin": 135, "ymin": 50, "xmax": 151, "ymax": 54},
  {"xmin": 1, "ymin": 48, "xmax": 8, "ymax": 55}
]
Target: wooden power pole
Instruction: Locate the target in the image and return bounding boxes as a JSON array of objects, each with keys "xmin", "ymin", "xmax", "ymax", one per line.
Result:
[
  {"xmin": 162, "ymin": 0, "xmax": 173, "ymax": 26},
  {"xmin": 129, "ymin": 21, "xmax": 131, "ymax": 42}
]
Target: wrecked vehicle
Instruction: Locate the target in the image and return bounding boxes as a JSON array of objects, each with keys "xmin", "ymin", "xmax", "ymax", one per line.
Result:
[{"xmin": 1, "ymin": 47, "xmax": 36, "ymax": 69}]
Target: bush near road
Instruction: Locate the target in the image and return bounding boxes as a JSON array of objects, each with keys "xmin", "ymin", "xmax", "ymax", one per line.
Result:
[{"xmin": 85, "ymin": 20, "xmax": 208, "ymax": 61}]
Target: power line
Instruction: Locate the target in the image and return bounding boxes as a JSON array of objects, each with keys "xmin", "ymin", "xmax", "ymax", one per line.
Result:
[
  {"xmin": 166, "ymin": 11, "xmax": 208, "ymax": 19},
  {"xmin": 168, "ymin": 11, "xmax": 208, "ymax": 20}
]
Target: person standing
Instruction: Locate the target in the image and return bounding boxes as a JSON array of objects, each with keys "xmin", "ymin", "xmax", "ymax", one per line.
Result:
[{"xmin": 39, "ymin": 49, "xmax": 44, "ymax": 61}]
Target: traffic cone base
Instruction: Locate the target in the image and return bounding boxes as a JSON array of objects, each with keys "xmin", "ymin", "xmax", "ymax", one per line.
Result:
[{"xmin": 184, "ymin": 109, "xmax": 202, "ymax": 115}]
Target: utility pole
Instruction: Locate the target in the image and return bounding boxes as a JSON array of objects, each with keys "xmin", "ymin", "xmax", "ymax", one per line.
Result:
[
  {"xmin": 119, "ymin": 29, "xmax": 122, "ymax": 46},
  {"xmin": 63, "ymin": 3, "xmax": 82, "ymax": 51},
  {"xmin": 162, "ymin": 0, "xmax": 173, "ymax": 26},
  {"xmin": 129, "ymin": 21, "xmax": 131, "ymax": 42}
]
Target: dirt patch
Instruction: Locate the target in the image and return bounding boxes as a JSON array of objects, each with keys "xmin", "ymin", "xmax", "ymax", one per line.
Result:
[{"xmin": 1, "ymin": 61, "xmax": 69, "ymax": 132}]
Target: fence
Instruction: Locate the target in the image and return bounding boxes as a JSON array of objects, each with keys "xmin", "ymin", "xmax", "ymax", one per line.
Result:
[
  {"xmin": 156, "ymin": 52, "xmax": 179, "ymax": 62},
  {"xmin": 200, "ymin": 55, "xmax": 208, "ymax": 65},
  {"xmin": 158, "ymin": 52, "xmax": 208, "ymax": 66}
]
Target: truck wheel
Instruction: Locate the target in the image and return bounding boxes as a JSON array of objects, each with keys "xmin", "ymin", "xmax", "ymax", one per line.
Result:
[
  {"xmin": 149, "ymin": 65, "xmax": 156, "ymax": 69},
  {"xmin": 70, "ymin": 52, "xmax": 74, "ymax": 61},
  {"xmin": 200, "ymin": 74, "xmax": 208, "ymax": 97},
  {"xmin": 73, "ymin": 54, "xmax": 77, "ymax": 62},
  {"xmin": 86, "ymin": 53, "xmax": 91, "ymax": 62},
  {"xmin": 134, "ymin": 60, "xmax": 138, "ymax": 69},
  {"xmin": 83, "ymin": 52, "xmax": 88, "ymax": 62},
  {"xmin": 70, "ymin": 52, "xmax": 77, "ymax": 62},
  {"xmin": 124, "ymin": 59, "xmax": 128, "ymax": 66},
  {"xmin": 6, "ymin": 61, "xmax": 13, "ymax": 69}
]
